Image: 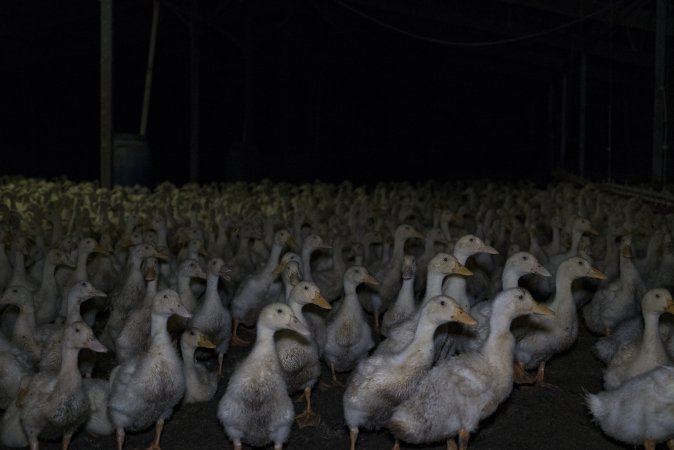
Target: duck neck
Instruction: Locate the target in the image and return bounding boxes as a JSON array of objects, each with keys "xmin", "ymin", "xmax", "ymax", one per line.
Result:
[
  {"xmin": 204, "ymin": 273, "xmax": 220, "ymax": 306},
  {"xmin": 641, "ymin": 310, "xmax": 664, "ymax": 349},
  {"xmin": 263, "ymin": 242, "xmax": 284, "ymax": 274},
  {"xmin": 501, "ymin": 266, "xmax": 521, "ymax": 290},
  {"xmin": 75, "ymin": 247, "xmax": 91, "ymax": 281},
  {"xmin": 483, "ymin": 307, "xmax": 516, "ymax": 361},
  {"xmin": 396, "ymin": 316, "xmax": 437, "ymax": 364},
  {"xmin": 59, "ymin": 344, "xmax": 81, "ymax": 378},
  {"xmin": 550, "ymin": 268, "xmax": 575, "ymax": 312},
  {"xmin": 442, "ymin": 275, "xmax": 469, "ymax": 310},
  {"xmin": 149, "ymin": 314, "xmax": 171, "ymax": 348},
  {"xmin": 424, "ymin": 271, "xmax": 447, "ymax": 301},
  {"xmin": 250, "ymin": 327, "xmax": 281, "ymax": 363},
  {"xmin": 396, "ymin": 277, "xmax": 415, "ymax": 309}
]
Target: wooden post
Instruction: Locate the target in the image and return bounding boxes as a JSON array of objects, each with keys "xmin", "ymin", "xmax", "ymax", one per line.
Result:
[{"xmin": 100, "ymin": 0, "xmax": 113, "ymax": 189}]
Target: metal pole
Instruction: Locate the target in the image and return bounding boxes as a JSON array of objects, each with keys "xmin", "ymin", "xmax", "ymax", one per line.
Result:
[
  {"xmin": 652, "ymin": 0, "xmax": 668, "ymax": 189},
  {"xmin": 578, "ymin": 54, "xmax": 587, "ymax": 178},
  {"xmin": 100, "ymin": 0, "xmax": 113, "ymax": 189},
  {"xmin": 189, "ymin": 0, "xmax": 200, "ymax": 183},
  {"xmin": 140, "ymin": 0, "xmax": 160, "ymax": 137}
]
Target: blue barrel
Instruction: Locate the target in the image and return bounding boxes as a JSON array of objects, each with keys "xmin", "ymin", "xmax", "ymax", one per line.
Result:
[{"xmin": 113, "ymin": 133, "xmax": 152, "ymax": 186}]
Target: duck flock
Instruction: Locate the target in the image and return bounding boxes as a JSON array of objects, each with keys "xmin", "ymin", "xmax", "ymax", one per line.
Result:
[{"xmin": 0, "ymin": 176, "xmax": 673, "ymax": 450}]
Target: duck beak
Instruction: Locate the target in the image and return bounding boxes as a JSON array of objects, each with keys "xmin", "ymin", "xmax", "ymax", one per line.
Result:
[
  {"xmin": 664, "ymin": 298, "xmax": 674, "ymax": 315},
  {"xmin": 218, "ymin": 266, "xmax": 232, "ymax": 281},
  {"xmin": 453, "ymin": 263, "xmax": 473, "ymax": 277},
  {"xmin": 534, "ymin": 265, "xmax": 551, "ymax": 277},
  {"xmin": 363, "ymin": 273, "xmax": 380, "ymax": 286},
  {"xmin": 312, "ymin": 292, "xmax": 332, "ymax": 310},
  {"xmin": 587, "ymin": 226, "xmax": 600, "ymax": 236},
  {"xmin": 622, "ymin": 245, "xmax": 633, "ymax": 258},
  {"xmin": 145, "ymin": 265, "xmax": 157, "ymax": 281},
  {"xmin": 93, "ymin": 243, "xmax": 108, "ymax": 255},
  {"xmin": 87, "ymin": 337, "xmax": 108, "ymax": 353},
  {"xmin": 588, "ymin": 267, "xmax": 608, "ymax": 280},
  {"xmin": 272, "ymin": 262, "xmax": 286, "ymax": 276},
  {"xmin": 453, "ymin": 308, "xmax": 477, "ymax": 326},
  {"xmin": 287, "ymin": 314, "xmax": 311, "ymax": 337},
  {"xmin": 481, "ymin": 244, "xmax": 499, "ymax": 255},
  {"xmin": 154, "ymin": 249, "xmax": 170, "ymax": 261},
  {"xmin": 199, "ymin": 247, "xmax": 209, "ymax": 257},
  {"xmin": 532, "ymin": 302, "xmax": 555, "ymax": 316},
  {"xmin": 174, "ymin": 304, "xmax": 192, "ymax": 319},
  {"xmin": 89, "ymin": 288, "xmax": 108, "ymax": 298},
  {"xmin": 286, "ymin": 237, "xmax": 298, "ymax": 252},
  {"xmin": 198, "ymin": 334, "xmax": 216, "ymax": 349}
]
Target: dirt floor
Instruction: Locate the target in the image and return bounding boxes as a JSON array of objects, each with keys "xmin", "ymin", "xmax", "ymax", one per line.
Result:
[{"xmin": 1, "ymin": 315, "xmax": 646, "ymax": 450}]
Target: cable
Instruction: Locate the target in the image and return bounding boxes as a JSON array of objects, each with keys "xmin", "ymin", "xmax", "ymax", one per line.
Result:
[{"xmin": 331, "ymin": 0, "xmax": 628, "ymax": 48}]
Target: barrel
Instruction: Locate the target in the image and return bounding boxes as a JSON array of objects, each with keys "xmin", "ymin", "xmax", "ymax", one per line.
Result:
[{"xmin": 113, "ymin": 133, "xmax": 152, "ymax": 186}]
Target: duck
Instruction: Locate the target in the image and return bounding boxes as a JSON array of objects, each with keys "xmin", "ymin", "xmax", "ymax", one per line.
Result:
[
  {"xmin": 343, "ymin": 294, "xmax": 476, "ymax": 450},
  {"xmin": 180, "ymin": 327, "xmax": 218, "ymax": 404},
  {"xmin": 458, "ymin": 251, "xmax": 551, "ymax": 355},
  {"xmin": 113, "ymin": 255, "xmax": 160, "ymax": 364},
  {"xmin": 362, "ymin": 224, "xmax": 424, "ymax": 333},
  {"xmin": 108, "ymin": 288, "xmax": 191, "ymax": 450},
  {"xmin": 0, "ymin": 332, "xmax": 33, "ymax": 410},
  {"xmin": 217, "ymin": 302, "xmax": 310, "ymax": 450},
  {"xmin": 380, "ymin": 254, "xmax": 417, "ymax": 337},
  {"xmin": 513, "ymin": 256, "xmax": 607, "ymax": 386},
  {"xmin": 99, "ymin": 242, "xmax": 166, "ymax": 350},
  {"xmin": 602, "ymin": 288, "xmax": 674, "ymax": 389},
  {"xmin": 586, "ymin": 364, "xmax": 674, "ymax": 449},
  {"xmin": 14, "ymin": 321, "xmax": 107, "ymax": 450},
  {"xmin": 33, "ymin": 247, "xmax": 75, "ymax": 326},
  {"xmin": 276, "ymin": 280, "xmax": 331, "ymax": 428},
  {"xmin": 374, "ymin": 253, "xmax": 472, "ymax": 357},
  {"xmin": 190, "ymin": 257, "xmax": 232, "ymax": 376},
  {"xmin": 413, "ymin": 227, "xmax": 449, "ymax": 298},
  {"xmin": 229, "ymin": 228, "xmax": 295, "ymax": 346},
  {"xmin": 37, "ymin": 280, "xmax": 107, "ymax": 374},
  {"xmin": 386, "ymin": 288, "xmax": 554, "ymax": 450},
  {"xmin": 312, "ymin": 235, "xmax": 351, "ymax": 302},
  {"xmin": 0, "ymin": 285, "xmax": 44, "ymax": 366},
  {"xmin": 323, "ymin": 265, "xmax": 380, "ymax": 385}
]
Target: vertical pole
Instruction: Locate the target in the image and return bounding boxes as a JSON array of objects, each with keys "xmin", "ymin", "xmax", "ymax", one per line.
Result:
[
  {"xmin": 189, "ymin": 0, "xmax": 200, "ymax": 183},
  {"xmin": 140, "ymin": 0, "xmax": 160, "ymax": 137},
  {"xmin": 548, "ymin": 83, "xmax": 555, "ymax": 174},
  {"xmin": 578, "ymin": 54, "xmax": 587, "ymax": 178},
  {"xmin": 559, "ymin": 74, "xmax": 567, "ymax": 171},
  {"xmin": 652, "ymin": 0, "xmax": 668, "ymax": 189},
  {"xmin": 100, "ymin": 0, "xmax": 113, "ymax": 189}
]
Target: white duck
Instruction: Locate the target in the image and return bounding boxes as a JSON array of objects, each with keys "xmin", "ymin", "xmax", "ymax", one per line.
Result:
[
  {"xmin": 276, "ymin": 280, "xmax": 331, "ymax": 428},
  {"xmin": 180, "ymin": 327, "xmax": 218, "ymax": 404},
  {"xmin": 343, "ymin": 294, "xmax": 476, "ymax": 450},
  {"xmin": 513, "ymin": 256, "xmax": 607, "ymax": 386},
  {"xmin": 459, "ymin": 251, "xmax": 551, "ymax": 355},
  {"xmin": 229, "ymin": 228, "xmax": 295, "ymax": 346},
  {"xmin": 15, "ymin": 321, "xmax": 107, "ymax": 450},
  {"xmin": 602, "ymin": 288, "xmax": 674, "ymax": 390},
  {"xmin": 323, "ymin": 265, "xmax": 379, "ymax": 385},
  {"xmin": 586, "ymin": 364, "xmax": 674, "ymax": 449},
  {"xmin": 190, "ymin": 257, "xmax": 232, "ymax": 376},
  {"xmin": 583, "ymin": 234, "xmax": 646, "ymax": 337},
  {"xmin": 108, "ymin": 288, "xmax": 191, "ymax": 450},
  {"xmin": 387, "ymin": 288, "xmax": 553, "ymax": 450},
  {"xmin": 217, "ymin": 302, "xmax": 310, "ymax": 450},
  {"xmin": 380, "ymin": 254, "xmax": 417, "ymax": 337}
]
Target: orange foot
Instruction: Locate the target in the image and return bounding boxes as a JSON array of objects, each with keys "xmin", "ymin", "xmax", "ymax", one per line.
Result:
[
  {"xmin": 230, "ymin": 334, "xmax": 250, "ymax": 347},
  {"xmin": 295, "ymin": 410, "xmax": 321, "ymax": 428}
]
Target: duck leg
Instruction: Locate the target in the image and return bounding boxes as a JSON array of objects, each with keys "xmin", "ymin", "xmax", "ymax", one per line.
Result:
[
  {"xmin": 644, "ymin": 438, "xmax": 656, "ymax": 450},
  {"xmin": 392, "ymin": 439, "xmax": 401, "ymax": 450},
  {"xmin": 217, "ymin": 352, "xmax": 225, "ymax": 377},
  {"xmin": 145, "ymin": 418, "xmax": 164, "ymax": 450},
  {"xmin": 62, "ymin": 432, "xmax": 73, "ymax": 450},
  {"xmin": 232, "ymin": 438, "xmax": 243, "ymax": 450},
  {"xmin": 115, "ymin": 428, "xmax": 125, "ymax": 450},
  {"xmin": 295, "ymin": 386, "xmax": 321, "ymax": 428},
  {"xmin": 513, "ymin": 361, "xmax": 535, "ymax": 384},
  {"xmin": 329, "ymin": 363, "xmax": 345, "ymax": 387},
  {"xmin": 447, "ymin": 437, "xmax": 458, "ymax": 450},
  {"xmin": 666, "ymin": 438, "xmax": 674, "ymax": 449},
  {"xmin": 349, "ymin": 427, "xmax": 359, "ymax": 450},
  {"xmin": 534, "ymin": 361, "xmax": 558, "ymax": 388},
  {"xmin": 231, "ymin": 320, "xmax": 250, "ymax": 346},
  {"xmin": 458, "ymin": 428, "xmax": 470, "ymax": 450}
]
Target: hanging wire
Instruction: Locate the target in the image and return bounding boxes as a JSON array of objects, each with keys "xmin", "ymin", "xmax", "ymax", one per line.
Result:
[{"xmin": 331, "ymin": 0, "xmax": 628, "ymax": 48}]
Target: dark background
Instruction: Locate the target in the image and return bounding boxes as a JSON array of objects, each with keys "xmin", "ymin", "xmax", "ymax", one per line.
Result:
[{"xmin": 0, "ymin": 0, "xmax": 669, "ymax": 187}]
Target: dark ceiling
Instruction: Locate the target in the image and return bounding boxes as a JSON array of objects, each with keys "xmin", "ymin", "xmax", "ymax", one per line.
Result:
[{"xmin": 1, "ymin": 0, "xmax": 671, "ymax": 187}]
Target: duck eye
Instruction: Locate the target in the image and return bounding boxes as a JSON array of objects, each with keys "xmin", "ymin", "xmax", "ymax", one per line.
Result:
[
  {"xmin": 304, "ymin": 285, "xmax": 308, "ymax": 290},
  {"xmin": 517, "ymin": 295, "xmax": 523, "ymax": 300},
  {"xmin": 469, "ymin": 238, "xmax": 474, "ymax": 242},
  {"xmin": 578, "ymin": 261, "xmax": 583, "ymax": 266},
  {"xmin": 277, "ymin": 308, "xmax": 283, "ymax": 314},
  {"xmin": 522, "ymin": 256, "xmax": 528, "ymax": 260},
  {"xmin": 440, "ymin": 300, "xmax": 446, "ymax": 306},
  {"xmin": 656, "ymin": 294, "xmax": 661, "ymax": 298}
]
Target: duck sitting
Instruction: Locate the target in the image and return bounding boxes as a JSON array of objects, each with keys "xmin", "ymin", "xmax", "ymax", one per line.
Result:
[
  {"xmin": 343, "ymin": 294, "xmax": 476, "ymax": 450},
  {"xmin": 602, "ymin": 288, "xmax": 674, "ymax": 390},
  {"xmin": 586, "ymin": 364, "xmax": 674, "ymax": 450},
  {"xmin": 180, "ymin": 328, "xmax": 218, "ymax": 404},
  {"xmin": 217, "ymin": 302, "xmax": 310, "ymax": 450},
  {"xmin": 387, "ymin": 288, "xmax": 553, "ymax": 450},
  {"xmin": 15, "ymin": 321, "xmax": 107, "ymax": 450},
  {"xmin": 108, "ymin": 288, "xmax": 191, "ymax": 450}
]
